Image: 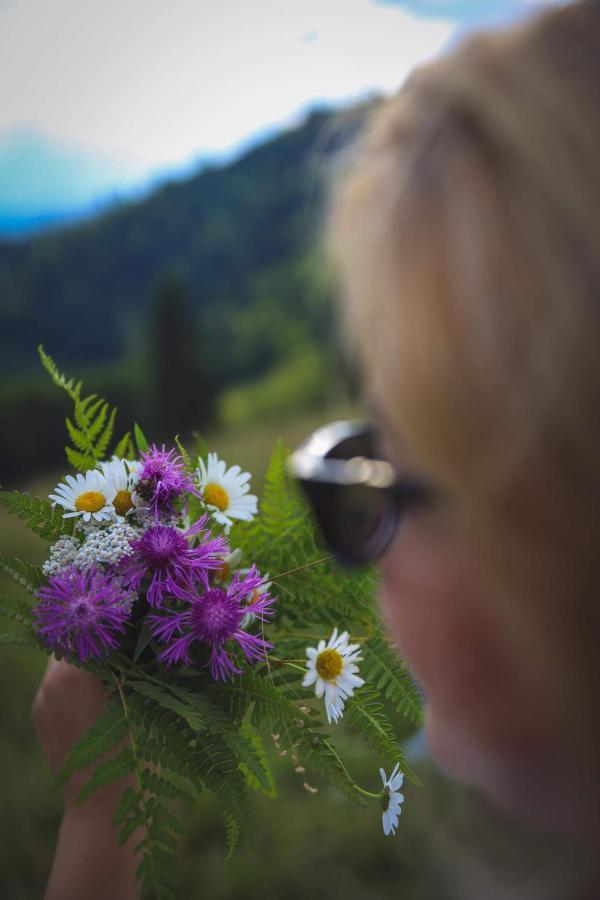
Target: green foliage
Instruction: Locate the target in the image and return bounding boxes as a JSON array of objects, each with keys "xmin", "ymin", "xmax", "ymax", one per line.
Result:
[
  {"xmin": 0, "ymin": 554, "xmax": 45, "ymax": 593},
  {"xmin": 0, "ymin": 595, "xmax": 35, "ymax": 629},
  {"xmin": 38, "ymin": 346, "xmax": 129, "ymax": 471},
  {"xmin": 362, "ymin": 637, "xmax": 425, "ymax": 727},
  {"xmin": 54, "ymin": 700, "xmax": 129, "ymax": 789},
  {"xmin": 0, "ymin": 490, "xmax": 68, "ymax": 541},
  {"xmin": 219, "ymin": 344, "xmax": 330, "ymax": 429}
]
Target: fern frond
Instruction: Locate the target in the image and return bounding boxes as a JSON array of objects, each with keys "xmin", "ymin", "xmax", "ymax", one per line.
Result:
[
  {"xmin": 236, "ymin": 723, "xmax": 276, "ymax": 797},
  {"xmin": 0, "ymin": 554, "xmax": 45, "ymax": 594},
  {"xmin": 139, "ymin": 769, "xmax": 193, "ymax": 804},
  {"xmin": 54, "ymin": 701, "xmax": 128, "ymax": 788},
  {"xmin": 77, "ymin": 746, "xmax": 134, "ymax": 803},
  {"xmin": 38, "ymin": 347, "xmax": 124, "ymax": 471},
  {"xmin": 128, "ymin": 679, "xmax": 235, "ymax": 734},
  {"xmin": 38, "ymin": 345, "xmax": 80, "ymax": 401},
  {"xmin": 0, "ymin": 630, "xmax": 42, "ymax": 649},
  {"xmin": 346, "ymin": 687, "xmax": 418, "ymax": 784},
  {"xmin": 114, "ymin": 432, "xmax": 132, "ymax": 459},
  {"xmin": 134, "ymin": 423, "xmax": 149, "ymax": 454},
  {"xmin": 0, "ymin": 490, "xmax": 68, "ymax": 541},
  {"xmin": 300, "ymin": 731, "xmax": 368, "ymax": 806},
  {"xmin": 0, "ymin": 595, "xmax": 34, "ymax": 628},
  {"xmin": 362, "ymin": 636, "xmax": 424, "ymax": 726},
  {"xmin": 224, "ymin": 811, "xmax": 241, "ymax": 859}
]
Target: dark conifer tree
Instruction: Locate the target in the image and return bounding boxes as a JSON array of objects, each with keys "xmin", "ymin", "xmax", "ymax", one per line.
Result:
[{"xmin": 148, "ymin": 275, "xmax": 214, "ymax": 439}]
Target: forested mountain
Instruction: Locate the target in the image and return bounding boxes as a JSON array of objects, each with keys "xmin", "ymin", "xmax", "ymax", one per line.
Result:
[
  {"xmin": 0, "ymin": 106, "xmax": 363, "ymax": 381},
  {"xmin": 0, "ymin": 104, "xmax": 369, "ymax": 481}
]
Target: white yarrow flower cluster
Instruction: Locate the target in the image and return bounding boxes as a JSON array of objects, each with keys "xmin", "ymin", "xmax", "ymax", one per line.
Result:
[
  {"xmin": 380, "ymin": 764, "xmax": 404, "ymax": 836},
  {"xmin": 303, "ymin": 628, "xmax": 365, "ymax": 724},
  {"xmin": 41, "ymin": 537, "xmax": 79, "ymax": 576},
  {"xmin": 42, "ymin": 523, "xmax": 140, "ymax": 575},
  {"xmin": 74, "ymin": 522, "xmax": 140, "ymax": 569},
  {"xmin": 197, "ymin": 453, "xmax": 257, "ymax": 532}
]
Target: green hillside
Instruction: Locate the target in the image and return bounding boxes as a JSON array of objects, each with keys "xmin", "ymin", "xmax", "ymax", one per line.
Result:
[
  {"xmin": 0, "ymin": 104, "xmax": 369, "ymax": 481},
  {"xmin": 0, "ymin": 106, "xmax": 361, "ymax": 379}
]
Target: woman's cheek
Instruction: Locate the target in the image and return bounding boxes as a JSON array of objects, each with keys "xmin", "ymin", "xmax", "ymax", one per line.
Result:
[{"xmin": 379, "ymin": 526, "xmax": 523, "ymax": 745}]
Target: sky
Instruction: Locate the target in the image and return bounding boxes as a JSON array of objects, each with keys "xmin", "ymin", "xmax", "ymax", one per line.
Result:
[{"xmin": 0, "ymin": 0, "xmax": 559, "ymax": 236}]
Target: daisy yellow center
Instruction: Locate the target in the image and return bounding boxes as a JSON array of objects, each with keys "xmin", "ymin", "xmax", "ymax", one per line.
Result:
[
  {"xmin": 204, "ymin": 483, "xmax": 229, "ymax": 511},
  {"xmin": 113, "ymin": 489, "xmax": 134, "ymax": 517},
  {"xmin": 316, "ymin": 648, "xmax": 343, "ymax": 682},
  {"xmin": 75, "ymin": 491, "xmax": 106, "ymax": 513}
]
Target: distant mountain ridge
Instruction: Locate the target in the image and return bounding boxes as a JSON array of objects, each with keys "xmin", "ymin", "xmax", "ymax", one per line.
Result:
[{"xmin": 0, "ymin": 105, "xmax": 361, "ymax": 378}]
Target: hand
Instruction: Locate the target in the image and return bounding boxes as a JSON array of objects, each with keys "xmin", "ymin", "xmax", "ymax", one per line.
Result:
[
  {"xmin": 32, "ymin": 658, "xmax": 139, "ymax": 899},
  {"xmin": 32, "ymin": 656, "xmax": 109, "ymax": 803}
]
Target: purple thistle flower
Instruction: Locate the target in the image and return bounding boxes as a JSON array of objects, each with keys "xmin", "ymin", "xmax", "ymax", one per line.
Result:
[
  {"xmin": 119, "ymin": 515, "xmax": 228, "ymax": 607},
  {"xmin": 34, "ymin": 565, "xmax": 132, "ymax": 662},
  {"xmin": 149, "ymin": 565, "xmax": 276, "ymax": 680},
  {"xmin": 135, "ymin": 444, "xmax": 199, "ymax": 518}
]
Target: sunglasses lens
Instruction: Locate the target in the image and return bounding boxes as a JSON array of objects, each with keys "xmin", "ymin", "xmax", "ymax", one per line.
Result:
[{"xmin": 300, "ymin": 479, "xmax": 397, "ymax": 566}]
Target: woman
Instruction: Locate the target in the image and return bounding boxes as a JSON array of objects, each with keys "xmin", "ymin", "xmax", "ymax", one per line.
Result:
[{"xmin": 34, "ymin": 0, "xmax": 600, "ymax": 896}]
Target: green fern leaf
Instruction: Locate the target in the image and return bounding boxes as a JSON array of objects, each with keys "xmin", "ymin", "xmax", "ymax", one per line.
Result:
[
  {"xmin": 224, "ymin": 811, "xmax": 241, "ymax": 859},
  {"xmin": 134, "ymin": 423, "xmax": 149, "ymax": 454},
  {"xmin": 0, "ymin": 491, "xmax": 68, "ymax": 541},
  {"xmin": 54, "ymin": 701, "xmax": 128, "ymax": 789},
  {"xmin": 0, "ymin": 554, "xmax": 45, "ymax": 594},
  {"xmin": 95, "ymin": 407, "xmax": 117, "ymax": 458},
  {"xmin": 0, "ymin": 630, "xmax": 42, "ymax": 649},
  {"xmin": 113, "ymin": 785, "xmax": 141, "ymax": 829},
  {"xmin": 86, "ymin": 402, "xmax": 108, "ymax": 442},
  {"xmin": 237, "ymin": 723, "xmax": 276, "ymax": 797},
  {"xmin": 0, "ymin": 595, "xmax": 35, "ymax": 628},
  {"xmin": 65, "ymin": 417, "xmax": 90, "ymax": 453},
  {"xmin": 362, "ymin": 636, "xmax": 424, "ymax": 726},
  {"xmin": 77, "ymin": 746, "xmax": 134, "ymax": 804},
  {"xmin": 38, "ymin": 345, "xmax": 80, "ymax": 401},
  {"xmin": 74, "ymin": 394, "xmax": 99, "ymax": 432},
  {"xmin": 346, "ymin": 688, "xmax": 419, "ymax": 784},
  {"xmin": 128, "ymin": 679, "xmax": 235, "ymax": 734},
  {"xmin": 114, "ymin": 432, "xmax": 132, "ymax": 459},
  {"xmin": 140, "ymin": 769, "xmax": 193, "ymax": 804},
  {"xmin": 65, "ymin": 446, "xmax": 95, "ymax": 472}
]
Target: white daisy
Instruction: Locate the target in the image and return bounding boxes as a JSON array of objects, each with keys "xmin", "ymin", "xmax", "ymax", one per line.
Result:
[
  {"xmin": 196, "ymin": 452, "xmax": 258, "ymax": 531},
  {"xmin": 99, "ymin": 457, "xmax": 143, "ymax": 521},
  {"xmin": 380, "ymin": 763, "xmax": 404, "ymax": 836},
  {"xmin": 49, "ymin": 469, "xmax": 114, "ymax": 523},
  {"xmin": 302, "ymin": 628, "xmax": 365, "ymax": 724}
]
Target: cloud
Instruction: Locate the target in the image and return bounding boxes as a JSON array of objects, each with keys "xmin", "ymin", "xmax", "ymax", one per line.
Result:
[{"xmin": 0, "ymin": 0, "xmax": 455, "ymax": 169}]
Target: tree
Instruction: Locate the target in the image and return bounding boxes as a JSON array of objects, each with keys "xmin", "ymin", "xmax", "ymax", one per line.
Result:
[{"xmin": 147, "ymin": 275, "xmax": 214, "ymax": 439}]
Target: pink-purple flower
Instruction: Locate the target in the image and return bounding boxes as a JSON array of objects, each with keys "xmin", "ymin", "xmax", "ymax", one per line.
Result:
[
  {"xmin": 149, "ymin": 566, "xmax": 275, "ymax": 680},
  {"xmin": 135, "ymin": 444, "xmax": 199, "ymax": 517},
  {"xmin": 118, "ymin": 516, "xmax": 228, "ymax": 607},
  {"xmin": 34, "ymin": 565, "xmax": 133, "ymax": 661}
]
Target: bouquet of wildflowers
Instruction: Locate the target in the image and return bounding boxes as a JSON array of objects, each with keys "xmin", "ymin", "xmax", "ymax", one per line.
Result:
[{"xmin": 0, "ymin": 348, "xmax": 423, "ymax": 899}]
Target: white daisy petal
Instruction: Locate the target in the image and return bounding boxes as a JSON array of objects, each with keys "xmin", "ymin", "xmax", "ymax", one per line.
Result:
[
  {"xmin": 303, "ymin": 628, "xmax": 364, "ymax": 725},
  {"xmin": 379, "ymin": 765, "xmax": 405, "ymax": 836},
  {"xmin": 196, "ymin": 452, "xmax": 258, "ymax": 529},
  {"xmin": 49, "ymin": 468, "xmax": 114, "ymax": 522}
]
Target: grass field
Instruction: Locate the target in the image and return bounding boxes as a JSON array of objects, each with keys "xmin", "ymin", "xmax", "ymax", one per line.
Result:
[{"xmin": 0, "ymin": 406, "xmax": 561, "ymax": 900}]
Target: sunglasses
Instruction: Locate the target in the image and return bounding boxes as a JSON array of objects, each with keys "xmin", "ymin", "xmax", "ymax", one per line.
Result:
[{"xmin": 289, "ymin": 420, "xmax": 436, "ymax": 567}]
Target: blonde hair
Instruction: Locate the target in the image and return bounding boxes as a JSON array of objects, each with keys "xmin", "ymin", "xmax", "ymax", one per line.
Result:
[
  {"xmin": 329, "ymin": 0, "xmax": 600, "ymax": 594},
  {"xmin": 328, "ymin": 0, "xmax": 600, "ymax": 738}
]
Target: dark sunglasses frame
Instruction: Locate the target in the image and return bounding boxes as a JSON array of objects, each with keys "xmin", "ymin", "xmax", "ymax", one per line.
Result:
[{"xmin": 289, "ymin": 420, "xmax": 436, "ymax": 567}]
